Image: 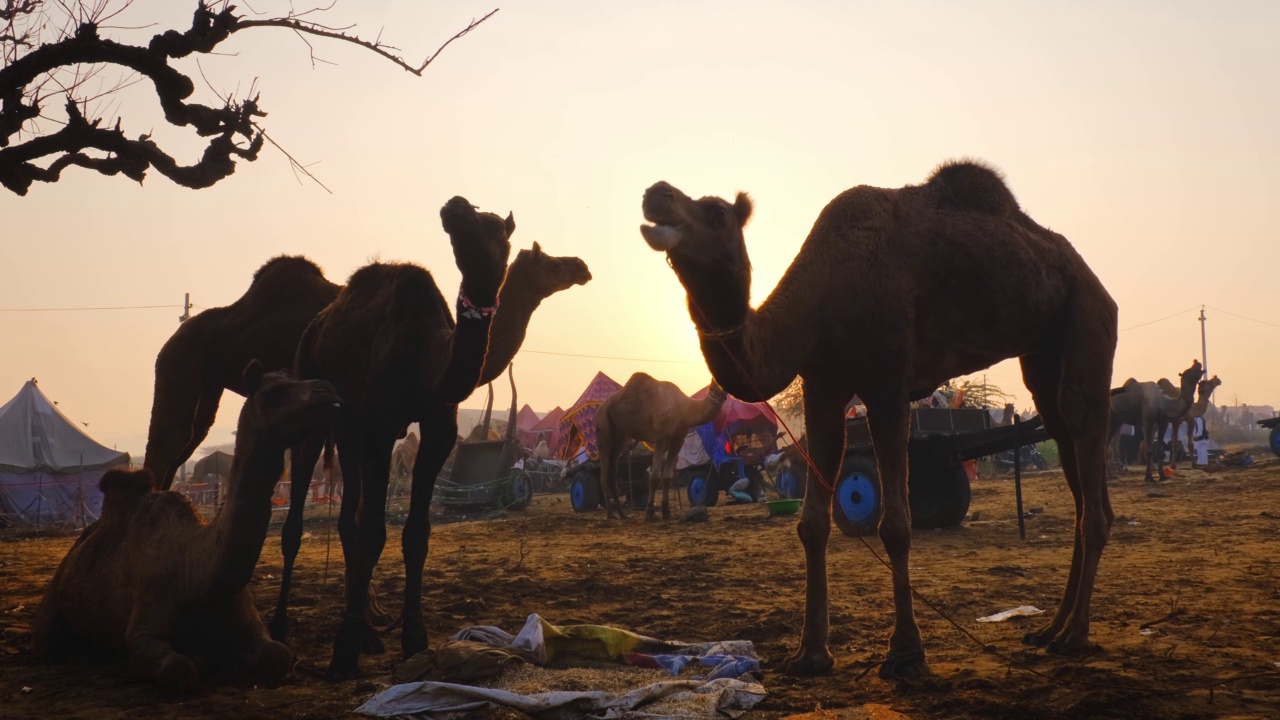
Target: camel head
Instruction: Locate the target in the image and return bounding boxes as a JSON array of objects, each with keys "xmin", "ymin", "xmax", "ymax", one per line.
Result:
[
  {"xmin": 640, "ymin": 182, "xmax": 754, "ymax": 331},
  {"xmin": 1199, "ymin": 375, "xmax": 1222, "ymax": 398},
  {"xmin": 1176, "ymin": 359, "xmax": 1205, "ymax": 402},
  {"xmin": 507, "ymin": 242, "xmax": 592, "ymax": 298},
  {"xmin": 439, "ymin": 196, "xmax": 515, "ymax": 307},
  {"xmin": 238, "ymin": 360, "xmax": 342, "ymax": 449}
]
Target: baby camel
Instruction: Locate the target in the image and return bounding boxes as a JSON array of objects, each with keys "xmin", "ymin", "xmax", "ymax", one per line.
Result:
[
  {"xmin": 31, "ymin": 363, "xmax": 340, "ymax": 695},
  {"xmin": 595, "ymin": 373, "xmax": 727, "ymax": 520}
]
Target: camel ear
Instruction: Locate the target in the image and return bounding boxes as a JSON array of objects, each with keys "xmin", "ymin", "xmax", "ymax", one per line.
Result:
[
  {"xmin": 531, "ymin": 241, "xmax": 542, "ymax": 256},
  {"xmin": 243, "ymin": 359, "xmax": 265, "ymax": 394},
  {"xmin": 504, "ymin": 212, "xmax": 516, "ymax": 237},
  {"xmin": 733, "ymin": 193, "xmax": 753, "ymax": 227}
]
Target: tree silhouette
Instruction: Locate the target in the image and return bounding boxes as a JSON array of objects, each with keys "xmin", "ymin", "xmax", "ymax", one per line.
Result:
[{"xmin": 0, "ymin": 1, "xmax": 496, "ymax": 195}]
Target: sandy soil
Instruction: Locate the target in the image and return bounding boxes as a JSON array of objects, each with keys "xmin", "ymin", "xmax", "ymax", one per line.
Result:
[{"xmin": 3, "ymin": 458, "xmax": 1280, "ymax": 719}]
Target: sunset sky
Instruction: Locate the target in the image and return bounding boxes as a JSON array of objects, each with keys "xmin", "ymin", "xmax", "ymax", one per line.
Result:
[{"xmin": 3, "ymin": 0, "xmax": 1279, "ymax": 460}]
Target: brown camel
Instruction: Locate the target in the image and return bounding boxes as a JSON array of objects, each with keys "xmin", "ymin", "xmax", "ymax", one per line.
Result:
[
  {"xmin": 31, "ymin": 363, "xmax": 339, "ymax": 695},
  {"xmin": 594, "ymin": 373, "xmax": 727, "ymax": 520},
  {"xmin": 143, "ymin": 256, "xmax": 340, "ymax": 490},
  {"xmin": 277, "ymin": 196, "xmax": 512, "ymax": 681},
  {"xmin": 1108, "ymin": 359, "xmax": 1203, "ymax": 481},
  {"xmin": 268, "ymin": 238, "xmax": 589, "ymax": 670},
  {"xmin": 1164, "ymin": 375, "xmax": 1221, "ymax": 466},
  {"xmin": 640, "ymin": 161, "xmax": 1119, "ymax": 679}
]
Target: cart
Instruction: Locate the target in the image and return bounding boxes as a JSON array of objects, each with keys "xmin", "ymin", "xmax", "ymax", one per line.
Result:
[
  {"xmin": 1257, "ymin": 416, "xmax": 1280, "ymax": 457},
  {"xmin": 568, "ymin": 447, "xmax": 654, "ymax": 513},
  {"xmin": 824, "ymin": 407, "xmax": 1051, "ymax": 536},
  {"xmin": 434, "ymin": 437, "xmax": 534, "ymax": 511}
]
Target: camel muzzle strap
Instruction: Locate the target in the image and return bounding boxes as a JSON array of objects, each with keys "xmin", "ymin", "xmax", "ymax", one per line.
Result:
[
  {"xmin": 458, "ymin": 292, "xmax": 499, "ymax": 321},
  {"xmin": 697, "ymin": 321, "xmax": 746, "ymax": 341}
]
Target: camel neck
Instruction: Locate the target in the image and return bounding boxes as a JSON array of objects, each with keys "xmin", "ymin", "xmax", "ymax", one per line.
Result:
[
  {"xmin": 200, "ymin": 435, "xmax": 284, "ymax": 593},
  {"xmin": 478, "ymin": 277, "xmax": 541, "ymax": 386},
  {"xmin": 434, "ymin": 297, "xmax": 495, "ymax": 405},
  {"xmin": 690, "ymin": 385, "xmax": 727, "ymax": 426}
]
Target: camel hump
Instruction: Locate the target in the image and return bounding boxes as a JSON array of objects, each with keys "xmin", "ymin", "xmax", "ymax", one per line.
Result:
[
  {"xmin": 925, "ymin": 160, "xmax": 1019, "ymax": 215},
  {"xmin": 99, "ymin": 468, "xmax": 155, "ymax": 496},
  {"xmin": 252, "ymin": 255, "xmax": 326, "ymax": 284}
]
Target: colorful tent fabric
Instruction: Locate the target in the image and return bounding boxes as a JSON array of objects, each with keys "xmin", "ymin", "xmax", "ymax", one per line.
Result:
[
  {"xmin": 0, "ymin": 379, "xmax": 129, "ymax": 527},
  {"xmin": 529, "ymin": 406, "xmax": 565, "ymax": 456},
  {"xmin": 514, "ymin": 404, "xmax": 542, "ymax": 450},
  {"xmin": 557, "ymin": 373, "xmax": 622, "ymax": 460},
  {"xmin": 680, "ymin": 387, "xmax": 779, "ymax": 470}
]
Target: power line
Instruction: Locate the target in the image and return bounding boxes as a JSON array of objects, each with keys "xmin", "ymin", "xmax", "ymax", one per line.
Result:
[
  {"xmin": 521, "ymin": 349, "xmax": 702, "ymax": 365},
  {"xmin": 0, "ymin": 304, "xmax": 183, "ymax": 312},
  {"xmin": 1119, "ymin": 306, "xmax": 1200, "ymax": 332},
  {"xmin": 1206, "ymin": 305, "xmax": 1280, "ymax": 330}
]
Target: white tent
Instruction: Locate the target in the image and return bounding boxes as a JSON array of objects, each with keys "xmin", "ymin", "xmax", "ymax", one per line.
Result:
[{"xmin": 0, "ymin": 379, "xmax": 130, "ymax": 527}]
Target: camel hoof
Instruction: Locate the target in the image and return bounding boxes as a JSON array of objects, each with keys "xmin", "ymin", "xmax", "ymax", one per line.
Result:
[
  {"xmin": 402, "ymin": 616, "xmax": 428, "ymax": 660},
  {"xmin": 1022, "ymin": 625, "xmax": 1057, "ymax": 647},
  {"xmin": 156, "ymin": 654, "xmax": 198, "ymax": 697},
  {"xmin": 267, "ymin": 611, "xmax": 289, "ymax": 643},
  {"xmin": 781, "ymin": 648, "xmax": 835, "ymax": 676},
  {"xmin": 1045, "ymin": 632, "xmax": 1099, "ymax": 657},
  {"xmin": 254, "ymin": 641, "xmax": 292, "ymax": 683},
  {"xmin": 644, "ymin": 512, "xmax": 657, "ymax": 522},
  {"xmin": 325, "ymin": 652, "xmax": 359, "ymax": 682},
  {"xmin": 878, "ymin": 650, "xmax": 931, "ymax": 680}
]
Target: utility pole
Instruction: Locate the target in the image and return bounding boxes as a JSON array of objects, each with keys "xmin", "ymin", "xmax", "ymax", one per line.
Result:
[
  {"xmin": 1199, "ymin": 306, "xmax": 1210, "ymax": 401},
  {"xmin": 179, "ymin": 292, "xmax": 191, "ymax": 324}
]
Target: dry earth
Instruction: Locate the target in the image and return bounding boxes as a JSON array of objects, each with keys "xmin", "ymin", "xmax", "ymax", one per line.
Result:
[{"xmin": 3, "ymin": 457, "xmax": 1279, "ymax": 719}]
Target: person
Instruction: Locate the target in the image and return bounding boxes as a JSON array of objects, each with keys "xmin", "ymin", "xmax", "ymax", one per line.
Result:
[
  {"xmin": 726, "ymin": 475, "xmax": 754, "ymax": 504},
  {"xmin": 533, "ymin": 434, "xmax": 551, "ymax": 459}
]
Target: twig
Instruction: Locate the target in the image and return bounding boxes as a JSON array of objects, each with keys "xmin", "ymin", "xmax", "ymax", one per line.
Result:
[{"xmin": 1139, "ymin": 607, "xmax": 1184, "ymax": 630}]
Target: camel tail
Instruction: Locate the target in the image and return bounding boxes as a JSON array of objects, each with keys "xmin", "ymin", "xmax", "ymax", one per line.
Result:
[{"xmin": 99, "ymin": 469, "xmax": 155, "ymax": 496}]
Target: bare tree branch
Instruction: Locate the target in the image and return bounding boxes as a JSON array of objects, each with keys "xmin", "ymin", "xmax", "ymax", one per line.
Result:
[{"xmin": 0, "ymin": 1, "xmax": 498, "ymax": 195}]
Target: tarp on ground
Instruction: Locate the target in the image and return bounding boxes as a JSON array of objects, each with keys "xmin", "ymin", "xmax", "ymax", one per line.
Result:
[
  {"xmin": 557, "ymin": 373, "xmax": 622, "ymax": 461},
  {"xmin": 530, "ymin": 407, "xmax": 564, "ymax": 456},
  {"xmin": 0, "ymin": 379, "xmax": 129, "ymax": 526},
  {"xmin": 677, "ymin": 387, "xmax": 779, "ymax": 470},
  {"xmin": 515, "ymin": 404, "xmax": 542, "ymax": 450}
]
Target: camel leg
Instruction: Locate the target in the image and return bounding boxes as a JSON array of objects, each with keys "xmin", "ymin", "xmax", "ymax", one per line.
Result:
[
  {"xmin": 268, "ymin": 432, "xmax": 325, "ymax": 643},
  {"xmin": 125, "ymin": 604, "xmax": 198, "ymax": 696},
  {"xmin": 781, "ymin": 384, "xmax": 844, "ymax": 676},
  {"xmin": 164, "ymin": 384, "xmax": 226, "ymax": 492},
  {"xmin": 325, "ymin": 427, "xmax": 382, "ymax": 682},
  {"xmin": 143, "ymin": 364, "xmax": 209, "ymax": 491},
  {"xmin": 226, "ymin": 591, "xmax": 291, "ymax": 686},
  {"xmin": 1021, "ymin": 320, "xmax": 1115, "ymax": 655},
  {"xmin": 660, "ymin": 445, "xmax": 675, "ymax": 521},
  {"xmin": 1142, "ymin": 420, "xmax": 1158, "ymax": 482},
  {"xmin": 598, "ymin": 429, "xmax": 625, "ymax": 520},
  {"xmin": 401, "ymin": 405, "xmax": 458, "ymax": 660},
  {"xmin": 865, "ymin": 395, "xmax": 930, "ymax": 680}
]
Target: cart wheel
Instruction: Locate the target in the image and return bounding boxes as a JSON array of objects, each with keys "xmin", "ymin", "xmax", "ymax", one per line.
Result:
[
  {"xmin": 502, "ymin": 471, "xmax": 534, "ymax": 511},
  {"xmin": 777, "ymin": 467, "xmax": 804, "ymax": 499},
  {"xmin": 832, "ymin": 454, "xmax": 881, "ymax": 537},
  {"xmin": 570, "ymin": 471, "xmax": 600, "ymax": 513},
  {"xmin": 1270, "ymin": 426, "xmax": 1280, "ymax": 457},
  {"xmin": 908, "ymin": 461, "xmax": 972, "ymax": 530},
  {"xmin": 686, "ymin": 471, "xmax": 719, "ymax": 507}
]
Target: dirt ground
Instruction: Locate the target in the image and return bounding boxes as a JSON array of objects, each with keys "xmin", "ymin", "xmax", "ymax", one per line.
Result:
[{"xmin": 3, "ymin": 456, "xmax": 1280, "ymax": 719}]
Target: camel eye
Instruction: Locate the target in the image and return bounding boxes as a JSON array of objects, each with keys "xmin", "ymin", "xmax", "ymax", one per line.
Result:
[{"xmin": 705, "ymin": 204, "xmax": 726, "ymax": 224}]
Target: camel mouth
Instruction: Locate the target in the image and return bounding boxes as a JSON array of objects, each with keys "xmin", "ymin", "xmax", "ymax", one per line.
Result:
[{"xmin": 640, "ymin": 223, "xmax": 682, "ymax": 251}]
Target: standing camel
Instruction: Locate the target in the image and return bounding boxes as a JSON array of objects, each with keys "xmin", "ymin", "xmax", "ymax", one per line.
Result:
[
  {"xmin": 1108, "ymin": 360, "xmax": 1203, "ymax": 481},
  {"xmin": 639, "ymin": 161, "xmax": 1118, "ymax": 679},
  {"xmin": 268, "ymin": 239, "xmax": 590, "ymax": 668},
  {"xmin": 1161, "ymin": 375, "xmax": 1221, "ymax": 466},
  {"xmin": 32, "ymin": 363, "xmax": 340, "ymax": 695},
  {"xmin": 143, "ymin": 256, "xmax": 339, "ymax": 490},
  {"xmin": 595, "ymin": 373, "xmax": 727, "ymax": 520}
]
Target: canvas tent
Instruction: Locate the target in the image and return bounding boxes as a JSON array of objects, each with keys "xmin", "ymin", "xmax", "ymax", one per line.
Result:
[
  {"xmin": 0, "ymin": 379, "xmax": 129, "ymax": 527},
  {"xmin": 514, "ymin": 404, "xmax": 542, "ymax": 450},
  {"xmin": 677, "ymin": 387, "xmax": 779, "ymax": 471},
  {"xmin": 530, "ymin": 406, "xmax": 565, "ymax": 457},
  {"xmin": 557, "ymin": 373, "xmax": 622, "ymax": 461}
]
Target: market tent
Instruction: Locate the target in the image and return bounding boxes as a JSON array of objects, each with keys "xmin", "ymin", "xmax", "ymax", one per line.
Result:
[
  {"xmin": 557, "ymin": 373, "xmax": 622, "ymax": 460},
  {"xmin": 514, "ymin": 404, "xmax": 542, "ymax": 450},
  {"xmin": 530, "ymin": 406, "xmax": 565, "ymax": 456},
  {"xmin": 677, "ymin": 387, "xmax": 779, "ymax": 470},
  {"xmin": 0, "ymin": 379, "xmax": 130, "ymax": 527}
]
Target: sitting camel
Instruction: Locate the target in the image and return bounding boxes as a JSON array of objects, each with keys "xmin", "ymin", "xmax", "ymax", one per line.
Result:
[
  {"xmin": 31, "ymin": 362, "xmax": 340, "ymax": 695},
  {"xmin": 640, "ymin": 161, "xmax": 1118, "ymax": 679},
  {"xmin": 594, "ymin": 373, "xmax": 727, "ymax": 520},
  {"xmin": 1108, "ymin": 359, "xmax": 1203, "ymax": 481}
]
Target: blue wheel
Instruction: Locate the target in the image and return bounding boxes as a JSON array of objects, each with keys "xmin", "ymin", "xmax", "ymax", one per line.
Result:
[
  {"xmin": 502, "ymin": 471, "xmax": 534, "ymax": 511},
  {"xmin": 832, "ymin": 455, "xmax": 881, "ymax": 537},
  {"xmin": 1270, "ymin": 427, "xmax": 1280, "ymax": 457},
  {"xmin": 778, "ymin": 467, "xmax": 803, "ymax": 499},
  {"xmin": 570, "ymin": 471, "xmax": 600, "ymax": 513},
  {"xmin": 686, "ymin": 472, "xmax": 719, "ymax": 507}
]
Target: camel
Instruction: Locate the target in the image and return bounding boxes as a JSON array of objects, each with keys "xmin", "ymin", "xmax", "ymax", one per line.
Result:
[
  {"xmin": 31, "ymin": 362, "xmax": 340, "ymax": 695},
  {"xmin": 1162, "ymin": 375, "xmax": 1221, "ymax": 467},
  {"xmin": 639, "ymin": 161, "xmax": 1119, "ymax": 679},
  {"xmin": 268, "ymin": 238, "xmax": 589, "ymax": 671},
  {"xmin": 143, "ymin": 256, "xmax": 340, "ymax": 490},
  {"xmin": 1108, "ymin": 360, "xmax": 1203, "ymax": 481},
  {"xmin": 594, "ymin": 373, "xmax": 727, "ymax": 520}
]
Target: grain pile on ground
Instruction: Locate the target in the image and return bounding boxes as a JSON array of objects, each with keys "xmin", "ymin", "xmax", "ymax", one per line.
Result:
[{"xmin": 3, "ymin": 455, "xmax": 1280, "ymax": 718}]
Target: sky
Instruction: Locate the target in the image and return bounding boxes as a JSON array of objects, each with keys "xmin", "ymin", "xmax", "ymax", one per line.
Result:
[{"xmin": 3, "ymin": 0, "xmax": 1280, "ymax": 460}]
